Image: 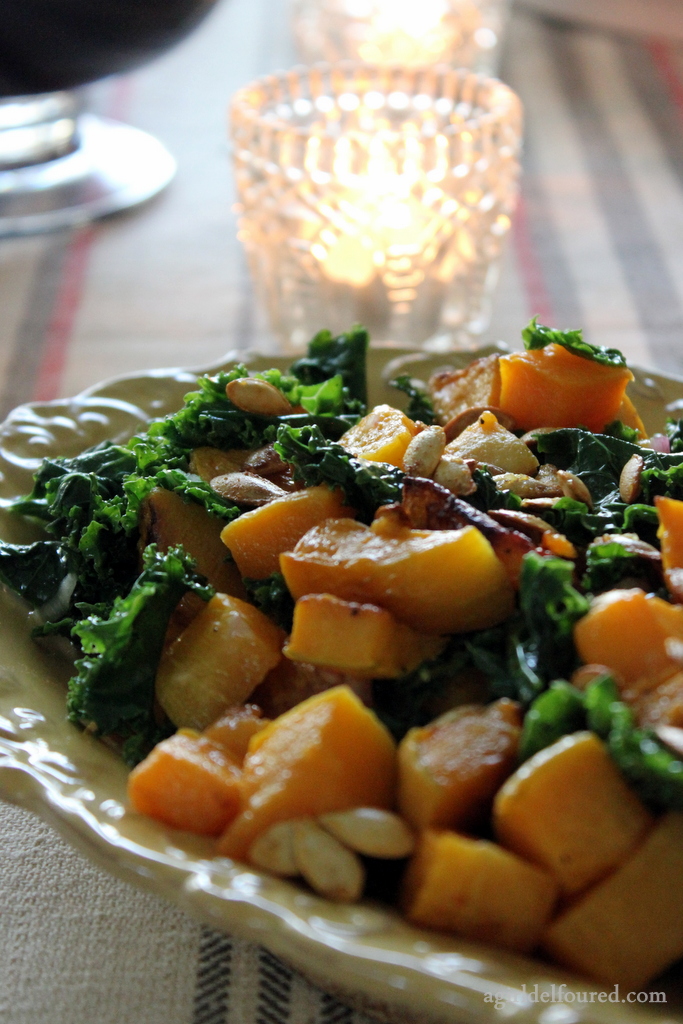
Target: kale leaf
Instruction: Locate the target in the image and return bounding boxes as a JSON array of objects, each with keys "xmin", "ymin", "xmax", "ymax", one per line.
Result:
[
  {"xmin": 68, "ymin": 545, "xmax": 212, "ymax": 765},
  {"xmin": 466, "ymin": 467, "xmax": 522, "ymax": 512},
  {"xmin": 372, "ymin": 637, "xmax": 470, "ymax": 740},
  {"xmin": 518, "ymin": 681, "xmax": 586, "ymax": 761},
  {"xmin": 274, "ymin": 424, "xmax": 404, "ymax": 522},
  {"xmin": 585, "ymin": 676, "xmax": 683, "ymax": 811},
  {"xmin": 388, "ymin": 375, "xmax": 435, "ymax": 424},
  {"xmin": 289, "ymin": 325, "xmax": 368, "ymax": 409},
  {"xmin": 666, "ymin": 418, "xmax": 683, "ymax": 453},
  {"xmin": 243, "ymin": 572, "xmax": 295, "ymax": 632},
  {"xmin": 522, "ymin": 317, "xmax": 628, "ymax": 367},
  {"xmin": 0, "ymin": 540, "xmax": 77, "ymax": 607},
  {"xmin": 468, "ymin": 552, "xmax": 589, "ymax": 706}
]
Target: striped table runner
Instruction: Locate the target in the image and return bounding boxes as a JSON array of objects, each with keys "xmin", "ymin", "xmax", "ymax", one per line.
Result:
[{"xmin": 2, "ymin": 1, "xmax": 683, "ymax": 1021}]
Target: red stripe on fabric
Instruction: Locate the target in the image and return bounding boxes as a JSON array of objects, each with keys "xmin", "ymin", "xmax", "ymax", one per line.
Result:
[
  {"xmin": 32, "ymin": 227, "xmax": 96, "ymax": 401},
  {"xmin": 511, "ymin": 192, "xmax": 554, "ymax": 326},
  {"xmin": 648, "ymin": 40, "xmax": 683, "ymax": 118}
]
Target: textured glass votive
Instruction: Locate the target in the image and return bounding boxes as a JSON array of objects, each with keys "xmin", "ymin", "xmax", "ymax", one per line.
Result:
[
  {"xmin": 230, "ymin": 64, "xmax": 522, "ymax": 353},
  {"xmin": 291, "ymin": 0, "xmax": 509, "ymax": 74}
]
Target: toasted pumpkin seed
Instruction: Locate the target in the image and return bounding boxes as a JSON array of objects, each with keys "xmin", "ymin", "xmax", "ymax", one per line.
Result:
[
  {"xmin": 249, "ymin": 821, "xmax": 299, "ymax": 876},
  {"xmin": 557, "ymin": 470, "xmax": 593, "ymax": 509},
  {"xmin": 619, "ymin": 453, "xmax": 644, "ymax": 504},
  {"xmin": 210, "ymin": 471, "xmax": 286, "ymax": 506},
  {"xmin": 402, "ymin": 426, "xmax": 446, "ymax": 478},
  {"xmin": 318, "ymin": 807, "xmax": 415, "ymax": 859},
  {"xmin": 226, "ymin": 377, "xmax": 293, "ymax": 416},
  {"xmin": 433, "ymin": 454, "xmax": 476, "ymax": 496},
  {"xmin": 292, "ymin": 819, "xmax": 365, "ymax": 902}
]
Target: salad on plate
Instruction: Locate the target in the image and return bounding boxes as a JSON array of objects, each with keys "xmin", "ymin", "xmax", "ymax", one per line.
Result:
[{"xmin": 2, "ymin": 320, "xmax": 683, "ymax": 994}]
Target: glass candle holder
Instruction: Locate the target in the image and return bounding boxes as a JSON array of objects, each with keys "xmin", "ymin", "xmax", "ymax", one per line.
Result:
[
  {"xmin": 291, "ymin": 0, "xmax": 509, "ymax": 75},
  {"xmin": 230, "ymin": 64, "xmax": 522, "ymax": 352}
]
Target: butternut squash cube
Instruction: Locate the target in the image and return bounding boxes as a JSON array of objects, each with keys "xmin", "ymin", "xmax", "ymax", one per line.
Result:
[
  {"xmin": 217, "ymin": 685, "xmax": 396, "ymax": 861},
  {"xmin": 574, "ymin": 588, "xmax": 683, "ymax": 690},
  {"xmin": 398, "ymin": 700, "xmax": 522, "ymax": 831},
  {"xmin": 204, "ymin": 704, "xmax": 269, "ymax": 764},
  {"xmin": 444, "ymin": 410, "xmax": 539, "ymax": 476},
  {"xmin": 494, "ymin": 731, "xmax": 653, "ymax": 895},
  {"xmin": 339, "ymin": 404, "xmax": 417, "ymax": 467},
  {"xmin": 498, "ymin": 343, "xmax": 633, "ymax": 433},
  {"xmin": 402, "ymin": 829, "xmax": 558, "ymax": 953},
  {"xmin": 139, "ymin": 487, "xmax": 246, "ymax": 598},
  {"xmin": 220, "ymin": 485, "xmax": 353, "ymax": 580},
  {"xmin": 156, "ymin": 593, "xmax": 284, "ymax": 730},
  {"xmin": 280, "ymin": 518, "xmax": 514, "ymax": 635},
  {"xmin": 657, "ymin": 495, "xmax": 683, "ymax": 572},
  {"xmin": 544, "ymin": 813, "xmax": 683, "ymax": 989},
  {"xmin": 127, "ymin": 730, "xmax": 242, "ymax": 836},
  {"xmin": 283, "ymin": 593, "xmax": 445, "ymax": 678}
]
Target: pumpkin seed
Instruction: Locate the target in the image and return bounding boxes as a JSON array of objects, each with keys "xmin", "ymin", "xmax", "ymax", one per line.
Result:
[
  {"xmin": 619, "ymin": 453, "xmax": 644, "ymax": 504},
  {"xmin": 226, "ymin": 377, "xmax": 293, "ymax": 416},
  {"xmin": 248, "ymin": 821, "xmax": 299, "ymax": 876},
  {"xmin": 292, "ymin": 819, "xmax": 365, "ymax": 902},
  {"xmin": 402, "ymin": 426, "xmax": 446, "ymax": 478},
  {"xmin": 318, "ymin": 807, "xmax": 415, "ymax": 859},
  {"xmin": 210, "ymin": 471, "xmax": 286, "ymax": 506}
]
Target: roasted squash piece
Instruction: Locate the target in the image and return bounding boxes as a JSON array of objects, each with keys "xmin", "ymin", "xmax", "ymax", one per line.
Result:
[
  {"xmin": 127, "ymin": 730, "xmax": 242, "ymax": 836},
  {"xmin": 616, "ymin": 393, "xmax": 646, "ymax": 435},
  {"xmin": 494, "ymin": 731, "xmax": 653, "ymax": 895},
  {"xmin": 280, "ymin": 517, "xmax": 515, "ymax": 635},
  {"xmin": 544, "ymin": 812, "xmax": 683, "ymax": 989},
  {"xmin": 139, "ymin": 487, "xmax": 245, "ymax": 598},
  {"xmin": 574, "ymin": 588, "xmax": 683, "ymax": 691},
  {"xmin": 402, "ymin": 829, "xmax": 558, "ymax": 953},
  {"xmin": 656, "ymin": 495, "xmax": 683, "ymax": 601},
  {"xmin": 204, "ymin": 704, "xmax": 269, "ymax": 763},
  {"xmin": 428, "ymin": 354, "xmax": 502, "ymax": 427},
  {"xmin": 444, "ymin": 410, "xmax": 539, "ymax": 476},
  {"xmin": 220, "ymin": 485, "xmax": 354, "ymax": 580},
  {"xmin": 217, "ymin": 685, "xmax": 396, "ymax": 861},
  {"xmin": 156, "ymin": 593, "xmax": 284, "ymax": 730},
  {"xmin": 339, "ymin": 404, "xmax": 417, "ymax": 467},
  {"xmin": 497, "ymin": 343, "xmax": 633, "ymax": 433},
  {"xmin": 284, "ymin": 593, "xmax": 445, "ymax": 678},
  {"xmin": 398, "ymin": 700, "xmax": 522, "ymax": 831}
]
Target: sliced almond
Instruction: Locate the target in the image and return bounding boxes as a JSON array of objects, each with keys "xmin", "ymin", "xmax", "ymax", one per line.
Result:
[
  {"xmin": 292, "ymin": 818, "xmax": 365, "ymax": 902},
  {"xmin": 318, "ymin": 808, "xmax": 415, "ymax": 859},
  {"xmin": 402, "ymin": 426, "xmax": 446, "ymax": 478},
  {"xmin": 521, "ymin": 496, "xmax": 561, "ymax": 510},
  {"xmin": 557, "ymin": 470, "xmax": 593, "ymax": 509},
  {"xmin": 619, "ymin": 453, "xmax": 644, "ymax": 504},
  {"xmin": 248, "ymin": 821, "xmax": 299, "ymax": 876},
  {"xmin": 210, "ymin": 471, "xmax": 286, "ymax": 506},
  {"xmin": 444, "ymin": 406, "xmax": 516, "ymax": 443},
  {"xmin": 433, "ymin": 453, "xmax": 476, "ymax": 496},
  {"xmin": 226, "ymin": 377, "xmax": 293, "ymax": 416}
]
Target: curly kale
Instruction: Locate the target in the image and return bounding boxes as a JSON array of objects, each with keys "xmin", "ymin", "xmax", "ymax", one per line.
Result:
[
  {"xmin": 388, "ymin": 374, "xmax": 435, "ymax": 424},
  {"xmin": 243, "ymin": 572, "xmax": 295, "ymax": 632},
  {"xmin": 521, "ymin": 317, "xmax": 628, "ymax": 367},
  {"xmin": 274, "ymin": 424, "xmax": 404, "ymax": 522},
  {"xmin": 68, "ymin": 545, "xmax": 213, "ymax": 765}
]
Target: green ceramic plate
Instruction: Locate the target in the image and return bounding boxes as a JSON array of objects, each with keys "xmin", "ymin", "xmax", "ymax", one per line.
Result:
[{"xmin": 0, "ymin": 347, "xmax": 680, "ymax": 1024}]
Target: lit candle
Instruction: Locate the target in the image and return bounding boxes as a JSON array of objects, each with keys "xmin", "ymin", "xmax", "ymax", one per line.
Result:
[
  {"xmin": 291, "ymin": 0, "xmax": 508, "ymax": 74},
  {"xmin": 230, "ymin": 65, "xmax": 521, "ymax": 352}
]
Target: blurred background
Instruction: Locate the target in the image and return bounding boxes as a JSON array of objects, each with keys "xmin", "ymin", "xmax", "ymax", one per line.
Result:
[{"xmin": 2, "ymin": 0, "xmax": 683, "ymax": 423}]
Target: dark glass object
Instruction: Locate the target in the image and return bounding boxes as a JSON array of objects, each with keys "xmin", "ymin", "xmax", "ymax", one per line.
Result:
[{"xmin": 0, "ymin": 0, "xmax": 219, "ymax": 96}]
